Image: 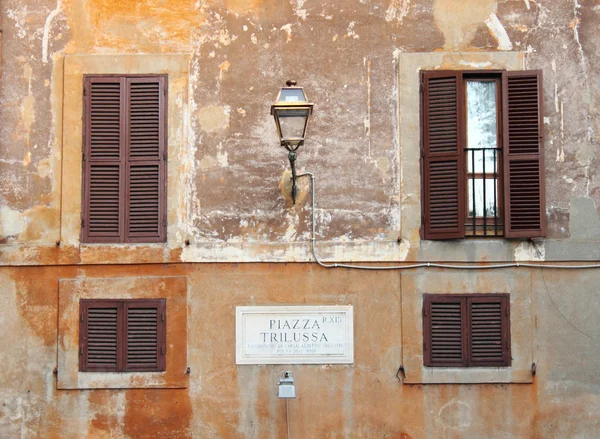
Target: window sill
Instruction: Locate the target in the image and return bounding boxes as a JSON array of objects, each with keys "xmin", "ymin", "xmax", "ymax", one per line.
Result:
[{"xmin": 403, "ymin": 366, "xmax": 533, "ymax": 384}]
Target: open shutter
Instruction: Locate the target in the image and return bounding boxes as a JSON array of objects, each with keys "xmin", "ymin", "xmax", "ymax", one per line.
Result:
[
  {"xmin": 82, "ymin": 77, "xmax": 125, "ymax": 242},
  {"xmin": 125, "ymin": 77, "xmax": 167, "ymax": 242},
  {"xmin": 80, "ymin": 300, "xmax": 124, "ymax": 372},
  {"xmin": 423, "ymin": 295, "xmax": 467, "ymax": 367},
  {"xmin": 421, "ymin": 72, "xmax": 465, "ymax": 239},
  {"xmin": 124, "ymin": 299, "xmax": 166, "ymax": 371},
  {"xmin": 502, "ymin": 71, "xmax": 546, "ymax": 238},
  {"xmin": 467, "ymin": 295, "xmax": 510, "ymax": 367}
]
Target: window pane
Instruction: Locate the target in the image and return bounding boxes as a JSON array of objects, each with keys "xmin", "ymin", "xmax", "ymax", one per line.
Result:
[
  {"xmin": 466, "ymin": 80, "xmax": 498, "ymax": 171},
  {"xmin": 468, "ymin": 178, "xmax": 498, "ymax": 217}
]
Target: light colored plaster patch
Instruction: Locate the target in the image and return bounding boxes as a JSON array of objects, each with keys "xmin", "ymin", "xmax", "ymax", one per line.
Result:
[
  {"xmin": 433, "ymin": 0, "xmax": 497, "ymax": 50},
  {"xmin": 515, "ymin": 241, "xmax": 545, "ymax": 261},
  {"xmin": 0, "ymin": 206, "xmax": 28, "ymax": 238},
  {"xmin": 437, "ymin": 400, "xmax": 472, "ymax": 430},
  {"xmin": 292, "ymin": 0, "xmax": 308, "ymax": 20},
  {"xmin": 196, "ymin": 106, "xmax": 230, "ymax": 133},
  {"xmin": 346, "ymin": 21, "xmax": 359, "ymax": 39},
  {"xmin": 36, "ymin": 158, "xmax": 53, "ymax": 179},
  {"xmin": 485, "ymin": 13, "xmax": 513, "ymax": 50},
  {"xmin": 385, "ymin": 0, "xmax": 411, "ymax": 23},
  {"xmin": 7, "ymin": 7, "xmax": 28, "ymax": 39},
  {"xmin": 42, "ymin": 0, "xmax": 63, "ymax": 63},
  {"xmin": 280, "ymin": 24, "xmax": 293, "ymax": 42},
  {"xmin": 458, "ymin": 60, "xmax": 492, "ymax": 69}
]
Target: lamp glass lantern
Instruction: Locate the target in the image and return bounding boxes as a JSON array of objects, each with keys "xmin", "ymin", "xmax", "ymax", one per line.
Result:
[
  {"xmin": 271, "ymin": 81, "xmax": 314, "ymax": 150},
  {"xmin": 271, "ymin": 80, "xmax": 314, "ymax": 204}
]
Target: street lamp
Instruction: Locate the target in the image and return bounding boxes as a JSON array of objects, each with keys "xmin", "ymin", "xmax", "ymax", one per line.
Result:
[{"xmin": 271, "ymin": 80, "xmax": 314, "ymax": 204}]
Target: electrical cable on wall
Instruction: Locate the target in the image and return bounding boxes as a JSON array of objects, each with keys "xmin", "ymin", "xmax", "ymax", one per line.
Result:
[{"xmin": 297, "ymin": 172, "xmax": 600, "ymax": 272}]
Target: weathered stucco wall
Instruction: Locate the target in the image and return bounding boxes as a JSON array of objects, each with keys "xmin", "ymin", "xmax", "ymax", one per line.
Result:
[
  {"xmin": 1, "ymin": 0, "xmax": 600, "ymax": 437},
  {"xmin": 1, "ymin": 0, "xmax": 599, "ymax": 262},
  {"xmin": 1, "ymin": 264, "xmax": 599, "ymax": 437}
]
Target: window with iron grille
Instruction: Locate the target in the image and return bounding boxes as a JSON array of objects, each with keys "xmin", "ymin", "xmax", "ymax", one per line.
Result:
[
  {"xmin": 81, "ymin": 75, "xmax": 167, "ymax": 243},
  {"xmin": 79, "ymin": 299, "xmax": 167, "ymax": 372},
  {"xmin": 422, "ymin": 294, "xmax": 510, "ymax": 367},
  {"xmin": 420, "ymin": 70, "xmax": 546, "ymax": 239}
]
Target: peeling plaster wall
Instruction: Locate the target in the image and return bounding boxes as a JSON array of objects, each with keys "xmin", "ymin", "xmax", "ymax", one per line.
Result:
[
  {"xmin": 0, "ymin": 264, "xmax": 599, "ymax": 437},
  {"xmin": 0, "ymin": 0, "xmax": 597, "ymax": 262},
  {"xmin": 1, "ymin": 0, "xmax": 600, "ymax": 437}
]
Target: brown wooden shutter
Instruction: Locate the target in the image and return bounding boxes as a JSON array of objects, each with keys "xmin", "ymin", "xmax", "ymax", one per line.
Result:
[
  {"xmin": 80, "ymin": 300, "xmax": 124, "ymax": 372},
  {"xmin": 421, "ymin": 72, "xmax": 465, "ymax": 239},
  {"xmin": 82, "ymin": 77, "xmax": 125, "ymax": 242},
  {"xmin": 125, "ymin": 77, "xmax": 167, "ymax": 243},
  {"xmin": 502, "ymin": 70, "xmax": 546, "ymax": 238},
  {"xmin": 467, "ymin": 295, "xmax": 510, "ymax": 367},
  {"xmin": 125, "ymin": 299, "xmax": 166, "ymax": 372},
  {"xmin": 423, "ymin": 295, "xmax": 467, "ymax": 367}
]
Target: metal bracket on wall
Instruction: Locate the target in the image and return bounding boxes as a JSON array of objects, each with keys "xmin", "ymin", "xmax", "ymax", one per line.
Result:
[{"xmin": 396, "ymin": 365, "xmax": 406, "ymax": 382}]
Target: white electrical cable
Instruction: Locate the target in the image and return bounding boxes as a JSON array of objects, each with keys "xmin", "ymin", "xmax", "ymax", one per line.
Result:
[{"xmin": 296, "ymin": 172, "xmax": 600, "ymax": 271}]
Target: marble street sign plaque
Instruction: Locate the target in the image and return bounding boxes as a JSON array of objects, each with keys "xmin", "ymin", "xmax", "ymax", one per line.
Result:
[{"xmin": 236, "ymin": 306, "xmax": 354, "ymax": 364}]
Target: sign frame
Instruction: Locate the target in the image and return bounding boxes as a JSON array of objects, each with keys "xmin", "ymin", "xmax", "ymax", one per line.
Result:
[{"xmin": 236, "ymin": 305, "xmax": 354, "ymax": 365}]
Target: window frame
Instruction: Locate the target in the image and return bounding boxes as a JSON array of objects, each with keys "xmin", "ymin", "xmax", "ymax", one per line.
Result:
[
  {"xmin": 79, "ymin": 298, "xmax": 167, "ymax": 373},
  {"xmin": 80, "ymin": 74, "xmax": 168, "ymax": 244},
  {"xmin": 422, "ymin": 293, "xmax": 511, "ymax": 368},
  {"xmin": 420, "ymin": 69, "xmax": 546, "ymax": 240}
]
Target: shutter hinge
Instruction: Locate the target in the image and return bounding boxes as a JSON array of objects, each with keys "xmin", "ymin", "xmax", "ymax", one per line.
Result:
[
  {"xmin": 162, "ymin": 215, "xmax": 167, "ymax": 227},
  {"xmin": 424, "ymin": 341, "xmax": 428, "ymax": 351},
  {"xmin": 82, "ymin": 152, "xmax": 86, "ymax": 162},
  {"xmin": 83, "ymin": 86, "xmax": 87, "ymax": 96},
  {"xmin": 505, "ymin": 340, "xmax": 509, "ymax": 349},
  {"xmin": 79, "ymin": 347, "xmax": 83, "ymax": 356},
  {"xmin": 161, "ymin": 312, "xmax": 165, "ymax": 322},
  {"xmin": 505, "ymin": 307, "xmax": 509, "ymax": 316},
  {"xmin": 80, "ymin": 312, "xmax": 84, "ymax": 322},
  {"xmin": 163, "ymin": 86, "xmax": 167, "ymax": 97},
  {"xmin": 419, "ymin": 83, "xmax": 424, "ymax": 94},
  {"xmin": 163, "ymin": 151, "xmax": 167, "ymax": 161},
  {"xmin": 81, "ymin": 218, "xmax": 85, "ymax": 228},
  {"xmin": 161, "ymin": 346, "xmax": 165, "ymax": 355}
]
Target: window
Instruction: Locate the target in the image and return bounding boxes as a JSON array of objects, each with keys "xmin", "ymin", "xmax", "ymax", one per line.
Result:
[
  {"xmin": 79, "ymin": 299, "xmax": 166, "ymax": 372},
  {"xmin": 81, "ymin": 75, "xmax": 167, "ymax": 243},
  {"xmin": 423, "ymin": 294, "xmax": 510, "ymax": 367},
  {"xmin": 420, "ymin": 70, "xmax": 546, "ymax": 239}
]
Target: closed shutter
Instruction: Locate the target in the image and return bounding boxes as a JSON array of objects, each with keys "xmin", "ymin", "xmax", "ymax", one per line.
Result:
[
  {"xmin": 423, "ymin": 294, "xmax": 510, "ymax": 368},
  {"xmin": 125, "ymin": 77, "xmax": 167, "ymax": 242},
  {"xmin": 423, "ymin": 295, "xmax": 466, "ymax": 366},
  {"xmin": 80, "ymin": 300, "xmax": 124, "ymax": 372},
  {"xmin": 467, "ymin": 295, "xmax": 510, "ymax": 367},
  {"xmin": 82, "ymin": 75, "xmax": 167, "ymax": 243},
  {"xmin": 82, "ymin": 77, "xmax": 125, "ymax": 242},
  {"xmin": 125, "ymin": 299, "xmax": 166, "ymax": 371},
  {"xmin": 421, "ymin": 72, "xmax": 465, "ymax": 239},
  {"xmin": 502, "ymin": 70, "xmax": 546, "ymax": 238}
]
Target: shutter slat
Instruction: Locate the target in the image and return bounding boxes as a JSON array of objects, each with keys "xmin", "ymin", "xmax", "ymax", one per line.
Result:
[
  {"xmin": 83, "ymin": 77, "xmax": 124, "ymax": 243},
  {"xmin": 503, "ymin": 71, "xmax": 546, "ymax": 238},
  {"xmin": 422, "ymin": 72, "xmax": 465, "ymax": 239},
  {"xmin": 82, "ymin": 305, "xmax": 121, "ymax": 371},
  {"xmin": 424, "ymin": 296, "xmax": 466, "ymax": 366},
  {"xmin": 88, "ymin": 164, "xmax": 121, "ymax": 237},
  {"xmin": 125, "ymin": 78, "xmax": 166, "ymax": 242},
  {"xmin": 125, "ymin": 301, "xmax": 166, "ymax": 371},
  {"xmin": 468, "ymin": 296, "xmax": 510, "ymax": 367}
]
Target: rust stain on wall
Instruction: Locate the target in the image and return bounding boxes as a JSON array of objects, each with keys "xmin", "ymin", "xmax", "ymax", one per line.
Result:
[
  {"xmin": 124, "ymin": 389, "xmax": 192, "ymax": 438},
  {"xmin": 62, "ymin": 0, "xmax": 204, "ymax": 53},
  {"xmin": 14, "ymin": 267, "xmax": 58, "ymax": 346}
]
